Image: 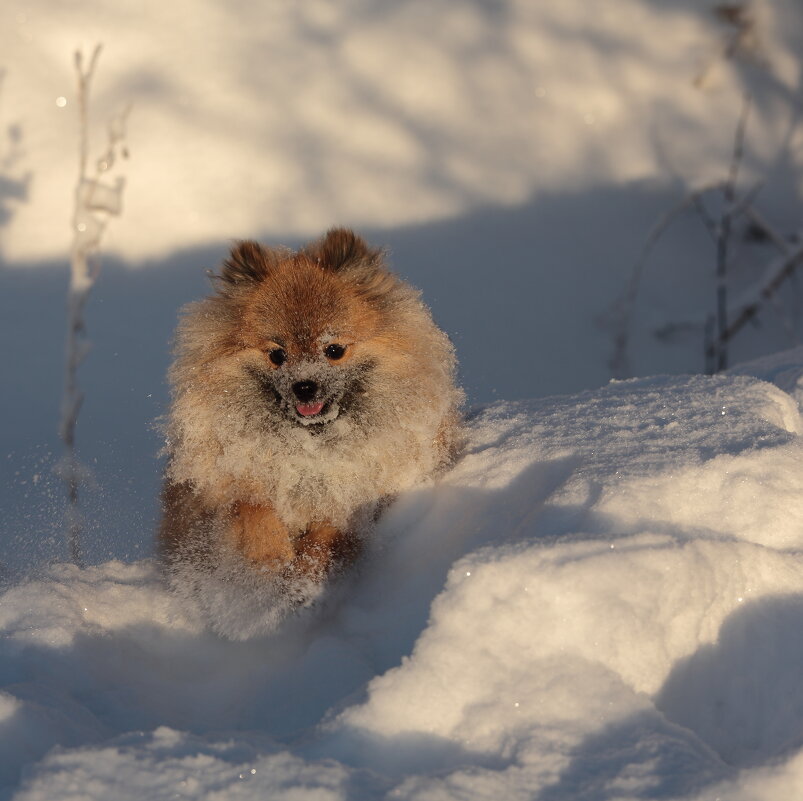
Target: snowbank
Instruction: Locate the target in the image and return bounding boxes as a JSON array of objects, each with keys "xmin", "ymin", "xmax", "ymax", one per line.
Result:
[{"xmin": 3, "ymin": 371, "xmax": 803, "ymax": 799}]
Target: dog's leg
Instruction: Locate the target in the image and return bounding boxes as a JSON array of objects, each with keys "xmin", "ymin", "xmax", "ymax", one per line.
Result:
[
  {"xmin": 434, "ymin": 409, "xmax": 464, "ymax": 469},
  {"xmin": 159, "ymin": 480, "xmax": 215, "ymax": 564},
  {"xmin": 294, "ymin": 523, "xmax": 361, "ymax": 578},
  {"xmin": 230, "ymin": 502, "xmax": 295, "ymax": 569}
]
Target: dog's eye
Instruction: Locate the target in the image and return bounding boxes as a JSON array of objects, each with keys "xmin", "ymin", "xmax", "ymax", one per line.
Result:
[
  {"xmin": 324, "ymin": 343, "xmax": 346, "ymax": 361},
  {"xmin": 268, "ymin": 348, "xmax": 286, "ymax": 366}
]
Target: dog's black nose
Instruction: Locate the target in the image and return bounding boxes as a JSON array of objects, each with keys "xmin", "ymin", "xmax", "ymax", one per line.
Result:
[{"xmin": 292, "ymin": 380, "xmax": 318, "ymax": 403}]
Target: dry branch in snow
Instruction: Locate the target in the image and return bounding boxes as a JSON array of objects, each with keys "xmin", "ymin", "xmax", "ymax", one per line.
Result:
[{"xmin": 60, "ymin": 45, "xmax": 129, "ymax": 565}]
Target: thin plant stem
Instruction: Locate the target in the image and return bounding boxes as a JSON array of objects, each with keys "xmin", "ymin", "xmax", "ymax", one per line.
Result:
[
  {"xmin": 712, "ymin": 93, "xmax": 751, "ymax": 372},
  {"xmin": 61, "ymin": 44, "xmax": 103, "ymax": 567}
]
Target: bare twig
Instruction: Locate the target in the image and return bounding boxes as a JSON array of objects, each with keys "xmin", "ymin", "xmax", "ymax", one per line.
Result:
[
  {"xmin": 704, "ymin": 314, "xmax": 717, "ymax": 375},
  {"xmin": 706, "ymin": 240, "xmax": 803, "ymax": 362},
  {"xmin": 0, "ymin": 70, "xmax": 30, "ymax": 216},
  {"xmin": 689, "ymin": 179, "xmax": 761, "ymax": 244},
  {"xmin": 60, "ymin": 45, "xmax": 128, "ymax": 566},
  {"xmin": 689, "ymin": 192, "xmax": 720, "ymax": 244},
  {"xmin": 711, "ymin": 93, "xmax": 751, "ymax": 372},
  {"xmin": 604, "ymin": 182, "xmax": 722, "ymax": 378},
  {"xmin": 694, "ymin": 3, "xmax": 764, "ymax": 88},
  {"xmin": 743, "ymin": 205, "xmax": 793, "ymax": 254},
  {"xmin": 608, "ymin": 5, "xmax": 801, "ymax": 379}
]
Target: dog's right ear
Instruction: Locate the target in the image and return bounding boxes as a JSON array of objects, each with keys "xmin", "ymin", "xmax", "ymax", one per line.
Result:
[
  {"xmin": 308, "ymin": 228, "xmax": 383, "ymax": 273},
  {"xmin": 217, "ymin": 241, "xmax": 277, "ymax": 288}
]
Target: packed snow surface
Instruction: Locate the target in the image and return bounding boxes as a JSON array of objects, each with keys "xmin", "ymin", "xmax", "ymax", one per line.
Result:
[
  {"xmin": 3, "ymin": 2, "xmax": 803, "ymax": 797},
  {"xmin": 3, "ymin": 370, "xmax": 803, "ymax": 800}
]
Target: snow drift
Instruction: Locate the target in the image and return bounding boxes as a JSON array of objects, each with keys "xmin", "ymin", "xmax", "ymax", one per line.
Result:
[{"xmin": 3, "ymin": 369, "xmax": 803, "ymax": 800}]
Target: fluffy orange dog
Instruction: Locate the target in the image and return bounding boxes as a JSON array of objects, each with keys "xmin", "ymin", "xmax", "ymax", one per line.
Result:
[{"xmin": 159, "ymin": 229, "xmax": 462, "ymax": 631}]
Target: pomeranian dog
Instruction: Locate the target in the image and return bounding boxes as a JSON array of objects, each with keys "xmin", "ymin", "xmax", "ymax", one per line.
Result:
[{"xmin": 159, "ymin": 228, "xmax": 463, "ymax": 635}]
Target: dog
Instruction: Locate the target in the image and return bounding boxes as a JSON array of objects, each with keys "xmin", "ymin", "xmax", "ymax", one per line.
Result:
[{"xmin": 159, "ymin": 228, "xmax": 463, "ymax": 630}]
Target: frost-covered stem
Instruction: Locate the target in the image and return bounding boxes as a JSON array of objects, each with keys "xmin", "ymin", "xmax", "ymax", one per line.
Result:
[
  {"xmin": 607, "ymin": 183, "xmax": 721, "ymax": 378},
  {"xmin": 60, "ymin": 44, "xmax": 102, "ymax": 567},
  {"xmin": 711, "ymin": 94, "xmax": 751, "ymax": 373},
  {"xmin": 744, "ymin": 205, "xmax": 792, "ymax": 254},
  {"xmin": 62, "ymin": 290, "xmax": 88, "ymax": 565},
  {"xmin": 714, "ymin": 231, "xmax": 729, "ymax": 372},
  {"xmin": 706, "ymin": 241, "xmax": 803, "ymax": 361},
  {"xmin": 704, "ymin": 314, "xmax": 716, "ymax": 375}
]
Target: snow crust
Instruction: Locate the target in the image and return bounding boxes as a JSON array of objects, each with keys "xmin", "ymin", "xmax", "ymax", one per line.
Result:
[
  {"xmin": 3, "ymin": 370, "xmax": 803, "ymax": 799},
  {"xmin": 4, "ymin": 3, "xmax": 803, "ymax": 796}
]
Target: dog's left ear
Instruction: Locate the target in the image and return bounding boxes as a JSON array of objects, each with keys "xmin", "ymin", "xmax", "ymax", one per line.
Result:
[
  {"xmin": 308, "ymin": 228, "xmax": 383, "ymax": 273},
  {"xmin": 217, "ymin": 241, "xmax": 278, "ymax": 288}
]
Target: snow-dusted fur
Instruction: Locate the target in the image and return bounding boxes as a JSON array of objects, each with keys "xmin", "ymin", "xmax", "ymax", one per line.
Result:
[{"xmin": 160, "ymin": 229, "xmax": 463, "ymax": 636}]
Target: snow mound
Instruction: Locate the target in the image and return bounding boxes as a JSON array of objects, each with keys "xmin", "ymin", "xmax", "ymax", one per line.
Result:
[
  {"xmin": 3, "ymin": 373, "xmax": 803, "ymax": 799},
  {"xmin": 728, "ymin": 344, "xmax": 803, "ymax": 412},
  {"xmin": 12, "ymin": 728, "xmax": 357, "ymax": 801}
]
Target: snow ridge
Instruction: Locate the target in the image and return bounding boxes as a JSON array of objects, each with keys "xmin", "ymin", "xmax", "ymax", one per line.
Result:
[{"xmin": 3, "ymin": 372, "xmax": 803, "ymax": 800}]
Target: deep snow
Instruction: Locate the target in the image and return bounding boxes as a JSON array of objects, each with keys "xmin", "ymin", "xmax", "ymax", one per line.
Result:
[
  {"xmin": 3, "ymin": 368, "xmax": 803, "ymax": 800},
  {"xmin": 3, "ymin": 0, "xmax": 803, "ymax": 798}
]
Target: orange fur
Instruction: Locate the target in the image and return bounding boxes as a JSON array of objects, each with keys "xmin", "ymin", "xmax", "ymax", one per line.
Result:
[{"xmin": 159, "ymin": 228, "xmax": 463, "ymax": 599}]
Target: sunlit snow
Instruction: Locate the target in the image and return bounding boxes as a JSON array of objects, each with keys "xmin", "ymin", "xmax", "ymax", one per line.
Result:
[
  {"xmin": 3, "ymin": 0, "xmax": 803, "ymax": 799},
  {"xmin": 4, "ymin": 370, "xmax": 803, "ymax": 799}
]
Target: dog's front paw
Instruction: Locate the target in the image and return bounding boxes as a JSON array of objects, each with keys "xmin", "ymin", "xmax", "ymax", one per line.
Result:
[
  {"xmin": 291, "ymin": 522, "xmax": 361, "ymax": 581},
  {"xmin": 229, "ymin": 502, "xmax": 295, "ymax": 570}
]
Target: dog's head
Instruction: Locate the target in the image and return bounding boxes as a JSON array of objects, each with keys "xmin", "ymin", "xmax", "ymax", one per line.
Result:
[
  {"xmin": 188, "ymin": 228, "xmax": 425, "ymax": 432},
  {"xmin": 167, "ymin": 228, "xmax": 463, "ymax": 515}
]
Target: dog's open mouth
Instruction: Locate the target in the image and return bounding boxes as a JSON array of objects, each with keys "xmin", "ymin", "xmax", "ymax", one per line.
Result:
[
  {"xmin": 294, "ymin": 399, "xmax": 340, "ymax": 426},
  {"xmin": 296, "ymin": 401, "xmax": 325, "ymax": 417}
]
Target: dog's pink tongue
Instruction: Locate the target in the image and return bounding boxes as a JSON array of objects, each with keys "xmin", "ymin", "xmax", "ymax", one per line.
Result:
[{"xmin": 296, "ymin": 401, "xmax": 325, "ymax": 417}]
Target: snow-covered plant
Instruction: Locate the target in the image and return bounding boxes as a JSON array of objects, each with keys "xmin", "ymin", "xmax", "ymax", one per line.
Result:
[
  {"xmin": 694, "ymin": 2, "xmax": 765, "ymax": 89},
  {"xmin": 604, "ymin": 3, "xmax": 803, "ymax": 378},
  {"xmin": 0, "ymin": 69, "xmax": 31, "ymax": 236},
  {"xmin": 60, "ymin": 45, "xmax": 130, "ymax": 565}
]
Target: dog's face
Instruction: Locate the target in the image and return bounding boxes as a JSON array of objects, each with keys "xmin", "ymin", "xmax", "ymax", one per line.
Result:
[
  {"xmin": 238, "ymin": 260, "xmax": 380, "ymax": 428},
  {"xmin": 251, "ymin": 342, "xmax": 371, "ymax": 428},
  {"xmin": 201, "ymin": 230, "xmax": 411, "ymax": 434}
]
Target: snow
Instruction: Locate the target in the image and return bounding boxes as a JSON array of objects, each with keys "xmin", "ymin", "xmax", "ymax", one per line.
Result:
[
  {"xmin": 6, "ymin": 0, "xmax": 798, "ymax": 265},
  {"xmin": 3, "ymin": 0, "xmax": 803, "ymax": 797},
  {"xmin": 4, "ymin": 370, "xmax": 803, "ymax": 799}
]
